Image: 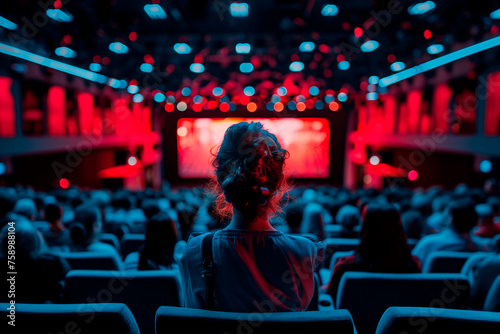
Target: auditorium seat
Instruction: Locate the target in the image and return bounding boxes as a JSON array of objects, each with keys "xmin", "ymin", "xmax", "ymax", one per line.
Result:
[
  {"xmin": 121, "ymin": 233, "xmax": 145, "ymax": 258},
  {"xmin": 0, "ymin": 302, "xmax": 140, "ymax": 334},
  {"xmin": 57, "ymin": 251, "xmax": 123, "ymax": 271},
  {"xmin": 155, "ymin": 306, "xmax": 357, "ymax": 334},
  {"xmin": 483, "ymin": 275, "xmax": 500, "ymax": 312},
  {"xmin": 375, "ymin": 306, "xmax": 500, "ymax": 334},
  {"xmin": 336, "ymin": 272, "xmax": 471, "ymax": 334},
  {"xmin": 422, "ymin": 251, "xmax": 484, "ymax": 273},
  {"xmin": 319, "ymin": 250, "xmax": 354, "ymax": 285},
  {"xmin": 63, "ymin": 269, "xmax": 182, "ymax": 334},
  {"xmin": 99, "ymin": 233, "xmax": 122, "ymax": 254},
  {"xmin": 322, "ymin": 238, "xmax": 359, "ymax": 269},
  {"xmin": 123, "ymin": 251, "xmax": 140, "ymax": 271}
]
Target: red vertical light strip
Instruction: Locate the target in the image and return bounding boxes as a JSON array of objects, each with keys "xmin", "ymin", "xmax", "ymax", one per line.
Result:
[
  {"xmin": 47, "ymin": 86, "xmax": 66, "ymax": 135},
  {"xmin": 357, "ymin": 105, "xmax": 367, "ymax": 132},
  {"xmin": 0, "ymin": 77, "xmax": 16, "ymax": 137},
  {"xmin": 407, "ymin": 90, "xmax": 422, "ymax": 134},
  {"xmin": 142, "ymin": 106, "xmax": 151, "ymax": 133},
  {"xmin": 433, "ymin": 84, "xmax": 452, "ymax": 134},
  {"xmin": 383, "ymin": 95, "xmax": 396, "ymax": 134},
  {"xmin": 77, "ymin": 92, "xmax": 93, "ymax": 135},
  {"xmin": 485, "ymin": 71, "xmax": 500, "ymax": 136}
]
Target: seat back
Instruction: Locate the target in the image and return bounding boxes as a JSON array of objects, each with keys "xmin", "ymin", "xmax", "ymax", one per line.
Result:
[
  {"xmin": 323, "ymin": 238, "xmax": 359, "ymax": 268},
  {"xmin": 123, "ymin": 251, "xmax": 140, "ymax": 271},
  {"xmin": 121, "ymin": 233, "xmax": 145, "ymax": 258},
  {"xmin": 375, "ymin": 306, "xmax": 500, "ymax": 334},
  {"xmin": 59, "ymin": 252, "xmax": 123, "ymax": 270},
  {"xmin": 336, "ymin": 272, "xmax": 470, "ymax": 334},
  {"xmin": 0, "ymin": 302, "xmax": 139, "ymax": 334},
  {"xmin": 422, "ymin": 251, "xmax": 478, "ymax": 273},
  {"xmin": 99, "ymin": 233, "xmax": 122, "ymax": 255},
  {"xmin": 63, "ymin": 269, "xmax": 182, "ymax": 334},
  {"xmin": 155, "ymin": 306, "xmax": 357, "ymax": 334},
  {"xmin": 483, "ymin": 275, "xmax": 500, "ymax": 312}
]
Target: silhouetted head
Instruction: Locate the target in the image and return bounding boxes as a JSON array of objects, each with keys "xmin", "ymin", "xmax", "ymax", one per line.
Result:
[
  {"xmin": 43, "ymin": 202, "xmax": 62, "ymax": 225},
  {"xmin": 336, "ymin": 204, "xmax": 361, "ymax": 232},
  {"xmin": 1, "ymin": 218, "xmax": 45, "ymax": 258},
  {"xmin": 211, "ymin": 122, "xmax": 289, "ymax": 221},
  {"xmin": 356, "ymin": 203, "xmax": 416, "ymax": 272},
  {"xmin": 13, "ymin": 198, "xmax": 37, "ymax": 221},
  {"xmin": 401, "ymin": 209, "xmax": 424, "ymax": 239},
  {"xmin": 139, "ymin": 212, "xmax": 178, "ymax": 270},
  {"xmin": 447, "ymin": 199, "xmax": 478, "ymax": 233},
  {"xmin": 69, "ymin": 205, "xmax": 103, "ymax": 249}
]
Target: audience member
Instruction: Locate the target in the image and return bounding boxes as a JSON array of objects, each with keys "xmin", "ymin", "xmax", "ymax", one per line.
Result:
[
  {"xmin": 474, "ymin": 203, "xmax": 500, "ymax": 238},
  {"xmin": 325, "ymin": 203, "xmax": 420, "ymax": 304},
  {"xmin": 13, "ymin": 198, "xmax": 37, "ymax": 221},
  {"xmin": 42, "ymin": 202, "xmax": 71, "ymax": 252},
  {"xmin": 68, "ymin": 204, "xmax": 121, "ymax": 262},
  {"xmin": 462, "ymin": 251, "xmax": 500, "ymax": 309},
  {"xmin": 401, "ymin": 209, "xmax": 425, "ymax": 240},
  {"xmin": 299, "ymin": 202, "xmax": 325, "ymax": 240},
  {"xmin": 335, "ymin": 204, "xmax": 361, "ymax": 239},
  {"xmin": 0, "ymin": 218, "xmax": 70, "ymax": 303},
  {"xmin": 412, "ymin": 199, "xmax": 490, "ymax": 264},
  {"xmin": 138, "ymin": 213, "xmax": 179, "ymax": 270},
  {"xmin": 179, "ymin": 121, "xmax": 322, "ymax": 312}
]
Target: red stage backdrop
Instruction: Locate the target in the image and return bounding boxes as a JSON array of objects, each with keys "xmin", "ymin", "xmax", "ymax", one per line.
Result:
[{"xmin": 177, "ymin": 118, "xmax": 330, "ymax": 178}]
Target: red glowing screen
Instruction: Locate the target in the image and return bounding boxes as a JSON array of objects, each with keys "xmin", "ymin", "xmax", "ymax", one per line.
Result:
[{"xmin": 177, "ymin": 118, "xmax": 330, "ymax": 178}]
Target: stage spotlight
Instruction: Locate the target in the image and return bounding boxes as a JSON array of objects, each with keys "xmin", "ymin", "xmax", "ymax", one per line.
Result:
[
  {"xmin": 230, "ymin": 3, "xmax": 249, "ymax": 17},
  {"xmin": 338, "ymin": 61, "xmax": 350, "ymax": 70},
  {"xmin": 321, "ymin": 4, "xmax": 339, "ymax": 16},
  {"xmin": 132, "ymin": 94, "xmax": 144, "ymax": 103},
  {"xmin": 89, "ymin": 63, "xmax": 101, "ymax": 72},
  {"xmin": 127, "ymin": 85, "xmax": 139, "ymax": 94},
  {"xmin": 46, "ymin": 9, "xmax": 73, "ymax": 22},
  {"xmin": 479, "ymin": 160, "xmax": 492, "ymax": 173},
  {"xmin": 144, "ymin": 4, "xmax": 167, "ymax": 19},
  {"xmin": 299, "ymin": 41, "xmax": 315, "ymax": 52},
  {"xmin": 235, "ymin": 43, "xmax": 251, "ymax": 54},
  {"xmin": 244, "ymin": 86, "xmax": 255, "ymax": 96},
  {"xmin": 140, "ymin": 63, "xmax": 153, "ymax": 73},
  {"xmin": 427, "ymin": 44, "xmax": 444, "ymax": 54},
  {"xmin": 360, "ymin": 40, "xmax": 379, "ymax": 52},
  {"xmin": 240, "ymin": 62, "xmax": 253, "ymax": 73},
  {"xmin": 408, "ymin": 1, "xmax": 435, "ymax": 15},
  {"xmin": 190, "ymin": 63, "xmax": 204, "ymax": 73},
  {"xmin": 289, "ymin": 61, "xmax": 304, "ymax": 72},
  {"xmin": 109, "ymin": 42, "xmax": 128, "ymax": 54},
  {"xmin": 174, "ymin": 43, "xmax": 191, "ymax": 54},
  {"xmin": 390, "ymin": 61, "xmax": 405, "ymax": 71}
]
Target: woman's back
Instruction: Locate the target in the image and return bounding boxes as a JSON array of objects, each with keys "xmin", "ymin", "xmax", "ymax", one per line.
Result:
[{"xmin": 180, "ymin": 229, "xmax": 321, "ymax": 312}]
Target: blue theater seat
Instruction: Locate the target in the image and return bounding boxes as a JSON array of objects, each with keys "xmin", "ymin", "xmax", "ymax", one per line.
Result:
[
  {"xmin": 63, "ymin": 269, "xmax": 182, "ymax": 334},
  {"xmin": 375, "ymin": 306, "xmax": 500, "ymax": 334},
  {"xmin": 0, "ymin": 302, "xmax": 139, "ymax": 334},
  {"xmin": 121, "ymin": 233, "xmax": 145, "ymax": 258},
  {"xmin": 336, "ymin": 272, "xmax": 471, "ymax": 334},
  {"xmin": 322, "ymin": 238, "xmax": 360, "ymax": 269},
  {"xmin": 99, "ymin": 232, "xmax": 122, "ymax": 254},
  {"xmin": 155, "ymin": 306, "xmax": 357, "ymax": 334},
  {"xmin": 57, "ymin": 251, "xmax": 123, "ymax": 270},
  {"xmin": 422, "ymin": 251, "xmax": 487, "ymax": 273},
  {"xmin": 483, "ymin": 275, "xmax": 500, "ymax": 312}
]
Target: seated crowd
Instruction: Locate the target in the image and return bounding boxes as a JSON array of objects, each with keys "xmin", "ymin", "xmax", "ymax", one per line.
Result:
[
  {"xmin": 0, "ymin": 122, "xmax": 499, "ymax": 331},
  {"xmin": 0, "ymin": 178, "xmax": 499, "ymax": 310}
]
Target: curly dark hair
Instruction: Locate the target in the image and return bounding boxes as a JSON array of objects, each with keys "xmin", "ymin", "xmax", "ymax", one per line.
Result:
[{"xmin": 208, "ymin": 121, "xmax": 290, "ymax": 222}]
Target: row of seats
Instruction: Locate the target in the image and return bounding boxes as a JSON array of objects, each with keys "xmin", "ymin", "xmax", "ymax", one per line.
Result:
[
  {"xmin": 38, "ymin": 269, "xmax": 500, "ymax": 334},
  {"xmin": 2, "ymin": 303, "xmax": 500, "ymax": 334}
]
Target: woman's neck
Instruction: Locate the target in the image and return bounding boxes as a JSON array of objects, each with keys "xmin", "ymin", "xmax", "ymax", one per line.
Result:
[{"xmin": 224, "ymin": 207, "xmax": 276, "ymax": 231}]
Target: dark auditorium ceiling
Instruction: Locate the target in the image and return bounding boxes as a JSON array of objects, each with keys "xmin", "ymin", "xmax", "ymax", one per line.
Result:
[{"xmin": 1, "ymin": 0, "xmax": 500, "ymax": 94}]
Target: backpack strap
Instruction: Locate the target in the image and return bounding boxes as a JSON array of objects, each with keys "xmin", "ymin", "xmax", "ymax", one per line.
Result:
[{"xmin": 201, "ymin": 233, "xmax": 215, "ymax": 310}]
